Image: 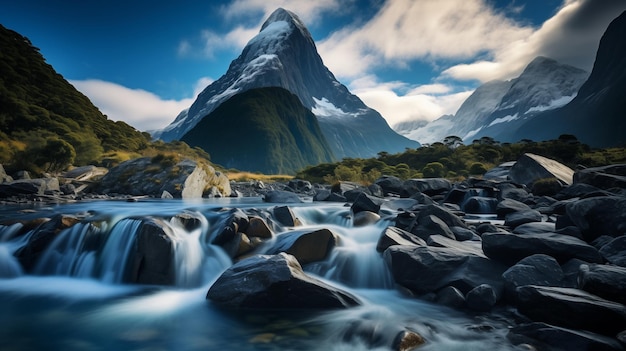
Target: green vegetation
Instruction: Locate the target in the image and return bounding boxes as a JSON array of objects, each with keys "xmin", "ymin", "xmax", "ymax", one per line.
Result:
[
  {"xmin": 181, "ymin": 87, "xmax": 335, "ymax": 175},
  {"xmin": 296, "ymin": 135, "xmax": 626, "ymax": 184}
]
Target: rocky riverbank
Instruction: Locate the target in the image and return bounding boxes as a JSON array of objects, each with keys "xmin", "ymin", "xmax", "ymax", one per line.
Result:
[{"xmin": 1, "ymin": 153, "xmax": 626, "ymax": 350}]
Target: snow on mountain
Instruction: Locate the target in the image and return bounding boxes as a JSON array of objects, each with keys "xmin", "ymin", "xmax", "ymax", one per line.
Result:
[
  {"xmin": 156, "ymin": 8, "xmax": 417, "ymax": 158},
  {"xmin": 397, "ymin": 56, "xmax": 588, "ymax": 144}
]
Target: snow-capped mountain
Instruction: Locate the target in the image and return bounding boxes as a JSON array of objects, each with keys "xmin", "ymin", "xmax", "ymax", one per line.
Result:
[
  {"xmin": 156, "ymin": 8, "xmax": 418, "ymax": 158},
  {"xmin": 514, "ymin": 10, "xmax": 626, "ymax": 147},
  {"xmin": 397, "ymin": 56, "xmax": 588, "ymax": 144}
]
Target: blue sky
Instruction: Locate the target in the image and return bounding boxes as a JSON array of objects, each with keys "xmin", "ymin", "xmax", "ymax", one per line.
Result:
[{"xmin": 1, "ymin": 0, "xmax": 625, "ymax": 131}]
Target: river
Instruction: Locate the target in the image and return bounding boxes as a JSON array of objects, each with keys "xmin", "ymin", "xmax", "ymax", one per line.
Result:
[{"xmin": 0, "ymin": 198, "xmax": 519, "ymax": 350}]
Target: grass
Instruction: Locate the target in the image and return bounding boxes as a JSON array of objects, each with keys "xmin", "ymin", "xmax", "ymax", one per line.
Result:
[{"xmin": 227, "ymin": 171, "xmax": 294, "ymax": 182}]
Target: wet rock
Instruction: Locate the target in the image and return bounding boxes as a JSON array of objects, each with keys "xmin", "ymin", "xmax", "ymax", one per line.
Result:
[
  {"xmin": 265, "ymin": 228, "xmax": 337, "ymax": 265},
  {"xmin": 375, "ymin": 175, "xmax": 405, "ymax": 196},
  {"xmin": 509, "ymin": 153, "xmax": 574, "ymax": 188},
  {"xmin": 462, "ymin": 196, "xmax": 499, "ymax": 214},
  {"xmin": 126, "ymin": 218, "xmax": 175, "ymax": 285},
  {"xmin": 561, "ymin": 258, "xmax": 588, "ymax": 288},
  {"xmin": 206, "ymin": 253, "xmax": 360, "ymax": 309},
  {"xmin": 515, "ymin": 285, "xmax": 626, "ymax": 335},
  {"xmin": 173, "ymin": 211, "xmax": 205, "ymax": 232},
  {"xmin": 483, "ymin": 161, "xmax": 515, "ymax": 181},
  {"xmin": 392, "ymin": 329, "xmax": 426, "ymax": 351},
  {"xmin": 565, "ymin": 196, "xmax": 626, "ymax": 241},
  {"xmin": 287, "ymin": 179, "xmax": 312, "ymax": 192},
  {"xmin": 413, "ymin": 214, "xmax": 455, "ymax": 240},
  {"xmin": 313, "ymin": 189, "xmax": 331, "ymax": 201},
  {"xmin": 383, "ymin": 245, "xmax": 506, "ymax": 296},
  {"xmin": 351, "ymin": 192, "xmax": 382, "ymax": 214},
  {"xmin": 466, "ymin": 284, "xmax": 497, "ymax": 312},
  {"xmin": 574, "ymin": 164, "xmax": 626, "ymax": 190},
  {"xmin": 499, "ymin": 185, "xmax": 532, "ymax": 203},
  {"xmin": 502, "ymin": 254, "xmax": 565, "ymax": 299},
  {"xmin": 504, "ymin": 210, "xmax": 542, "ymax": 228},
  {"xmin": 403, "ymin": 178, "xmax": 452, "ymax": 196},
  {"xmin": 0, "ymin": 179, "xmax": 47, "ymax": 197},
  {"xmin": 482, "ymin": 232, "xmax": 603, "ymax": 266},
  {"xmin": 273, "ymin": 206, "xmax": 301, "ymax": 227},
  {"xmin": 599, "ymin": 236, "xmax": 626, "ymax": 267},
  {"xmin": 512, "ymin": 222, "xmax": 556, "ymax": 235},
  {"xmin": 579, "ymin": 264, "xmax": 626, "ymax": 304},
  {"xmin": 426, "ymin": 235, "xmax": 485, "ymax": 257},
  {"xmin": 264, "ymin": 190, "xmax": 302, "ymax": 203},
  {"xmin": 353, "ymin": 211, "xmax": 381, "ymax": 227},
  {"xmin": 0, "ymin": 246, "xmax": 22, "ymax": 277},
  {"xmin": 435, "ymin": 286, "xmax": 466, "ymax": 309},
  {"xmin": 376, "ymin": 226, "xmax": 426, "ymax": 252},
  {"xmin": 417, "ymin": 204, "xmax": 468, "ymax": 230},
  {"xmin": 451, "ymin": 226, "xmax": 476, "ymax": 241},
  {"xmin": 246, "ymin": 216, "xmax": 273, "ymax": 239},
  {"xmin": 508, "ymin": 322, "xmax": 624, "ymax": 351},
  {"xmin": 496, "ymin": 198, "xmax": 532, "ymax": 219}
]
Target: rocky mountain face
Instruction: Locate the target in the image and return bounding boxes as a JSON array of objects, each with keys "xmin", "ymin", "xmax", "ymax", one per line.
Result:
[
  {"xmin": 514, "ymin": 10, "xmax": 626, "ymax": 147},
  {"xmin": 157, "ymin": 8, "xmax": 418, "ymax": 159},
  {"xmin": 181, "ymin": 87, "xmax": 335, "ymax": 174},
  {"xmin": 398, "ymin": 57, "xmax": 588, "ymax": 145}
]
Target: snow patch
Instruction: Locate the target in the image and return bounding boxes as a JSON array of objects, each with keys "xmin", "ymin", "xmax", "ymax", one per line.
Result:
[
  {"xmin": 487, "ymin": 114, "xmax": 519, "ymax": 127},
  {"xmin": 247, "ymin": 21, "xmax": 290, "ymax": 54},
  {"xmin": 525, "ymin": 94, "xmax": 577, "ymax": 113},
  {"xmin": 463, "ymin": 127, "xmax": 483, "ymax": 141},
  {"xmin": 312, "ymin": 97, "xmax": 351, "ymax": 119}
]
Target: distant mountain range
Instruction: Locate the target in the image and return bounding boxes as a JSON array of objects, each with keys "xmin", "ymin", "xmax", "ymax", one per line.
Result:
[
  {"xmin": 397, "ymin": 10, "xmax": 626, "ymax": 148},
  {"xmin": 156, "ymin": 8, "xmax": 418, "ymax": 171}
]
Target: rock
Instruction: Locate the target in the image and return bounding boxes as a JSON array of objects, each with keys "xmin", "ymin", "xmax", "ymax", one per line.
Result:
[
  {"xmin": 0, "ymin": 179, "xmax": 46, "ymax": 197},
  {"xmin": 531, "ymin": 178, "xmax": 565, "ymax": 197},
  {"xmin": 574, "ymin": 164, "xmax": 626, "ymax": 190},
  {"xmin": 331, "ymin": 181, "xmax": 364, "ymax": 195},
  {"xmin": 392, "ymin": 330, "xmax": 426, "ymax": 351},
  {"xmin": 382, "ymin": 198, "xmax": 419, "ymax": 212},
  {"xmin": 344, "ymin": 188, "xmax": 372, "ymax": 202},
  {"xmin": 565, "ymin": 196, "xmax": 626, "ymax": 241},
  {"xmin": 502, "ymin": 254, "xmax": 565, "ymax": 299},
  {"xmin": 515, "ymin": 285, "xmax": 626, "ymax": 335},
  {"xmin": 383, "ymin": 245, "xmax": 506, "ymax": 296},
  {"xmin": 599, "ymin": 236, "xmax": 626, "ymax": 267},
  {"xmin": 512, "ymin": 222, "xmax": 556, "ymax": 235},
  {"xmin": 161, "ymin": 190, "xmax": 174, "ymax": 199},
  {"xmin": 0, "ymin": 164, "xmax": 14, "ymax": 183},
  {"xmin": 126, "ymin": 218, "xmax": 175, "ymax": 285},
  {"xmin": 579, "ymin": 264, "xmax": 626, "ymax": 304},
  {"xmin": 353, "ymin": 211, "xmax": 381, "ymax": 227},
  {"xmin": 172, "ymin": 211, "xmax": 205, "ymax": 232},
  {"xmin": 351, "ymin": 192, "xmax": 382, "ymax": 214},
  {"xmin": 374, "ymin": 175, "xmax": 405, "ymax": 196},
  {"xmin": 313, "ymin": 189, "xmax": 331, "ymax": 201},
  {"xmin": 287, "ymin": 179, "xmax": 312, "ymax": 192},
  {"xmin": 496, "ymin": 198, "xmax": 532, "ymax": 219},
  {"xmin": 499, "ymin": 185, "xmax": 532, "ymax": 203},
  {"xmin": 403, "ymin": 178, "xmax": 452, "ymax": 196},
  {"xmin": 592, "ymin": 235, "xmax": 615, "ymax": 250},
  {"xmin": 97, "ymin": 157, "xmax": 229, "ymax": 198},
  {"xmin": 413, "ymin": 215, "xmax": 455, "ymax": 240},
  {"xmin": 462, "ymin": 196, "xmax": 499, "ymax": 214},
  {"xmin": 451, "ymin": 226, "xmax": 476, "ymax": 241},
  {"xmin": 273, "ymin": 206, "xmax": 301, "ymax": 227},
  {"xmin": 376, "ymin": 226, "xmax": 426, "ymax": 252},
  {"xmin": 13, "ymin": 214, "xmax": 80, "ymax": 272},
  {"xmin": 466, "ymin": 284, "xmax": 497, "ymax": 312},
  {"xmin": 509, "ymin": 153, "xmax": 574, "ymax": 188},
  {"xmin": 435, "ymin": 286, "xmax": 466, "ymax": 309},
  {"xmin": 264, "ymin": 190, "xmax": 302, "ymax": 203},
  {"xmin": 14, "ymin": 170, "xmax": 30, "ymax": 180},
  {"xmin": 63, "ymin": 165, "xmax": 107, "ymax": 181},
  {"xmin": 508, "ymin": 322, "xmax": 624, "ymax": 351},
  {"xmin": 442, "ymin": 188, "xmax": 468, "ymax": 207},
  {"xmin": 555, "ymin": 183, "xmax": 603, "ymax": 200},
  {"xmin": 265, "ymin": 228, "xmax": 337, "ymax": 265},
  {"xmin": 417, "ymin": 204, "xmax": 468, "ymax": 230},
  {"xmin": 206, "ymin": 253, "xmax": 360, "ymax": 309},
  {"xmin": 426, "ymin": 235, "xmax": 486, "ymax": 257},
  {"xmin": 482, "ymin": 232, "xmax": 603, "ymax": 266},
  {"xmin": 246, "ymin": 216, "xmax": 273, "ymax": 239},
  {"xmin": 211, "ymin": 209, "xmax": 249, "ymax": 257},
  {"xmin": 342, "ymin": 320, "xmax": 425, "ymax": 351},
  {"xmin": 483, "ymin": 161, "xmax": 515, "ymax": 181},
  {"xmin": 561, "ymin": 258, "xmax": 588, "ymax": 288},
  {"xmin": 504, "ymin": 210, "xmax": 543, "ymax": 228},
  {"xmin": 368, "ymin": 183, "xmax": 384, "ymax": 198}
]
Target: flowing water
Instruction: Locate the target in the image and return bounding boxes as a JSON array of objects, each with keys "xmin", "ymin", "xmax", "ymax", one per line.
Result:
[{"xmin": 0, "ymin": 198, "xmax": 519, "ymax": 350}]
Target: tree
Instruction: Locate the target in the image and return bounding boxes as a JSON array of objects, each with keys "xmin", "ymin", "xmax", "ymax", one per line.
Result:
[
  {"xmin": 469, "ymin": 162, "xmax": 488, "ymax": 175},
  {"xmin": 40, "ymin": 138, "xmax": 75, "ymax": 172},
  {"xmin": 443, "ymin": 135, "xmax": 464, "ymax": 149},
  {"xmin": 422, "ymin": 162, "xmax": 445, "ymax": 178}
]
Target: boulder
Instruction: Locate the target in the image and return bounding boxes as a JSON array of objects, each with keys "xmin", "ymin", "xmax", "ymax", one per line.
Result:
[
  {"xmin": 413, "ymin": 215, "xmax": 455, "ymax": 240},
  {"xmin": 417, "ymin": 204, "xmax": 468, "ymax": 229},
  {"xmin": 508, "ymin": 322, "xmax": 624, "ymax": 351},
  {"xmin": 555, "ymin": 182, "xmax": 603, "ymax": 200},
  {"xmin": 353, "ymin": 211, "xmax": 381, "ymax": 227},
  {"xmin": 450, "ymin": 226, "xmax": 476, "ymax": 241},
  {"xmin": 246, "ymin": 216, "xmax": 273, "ymax": 239},
  {"xmin": 579, "ymin": 264, "xmax": 626, "ymax": 304},
  {"xmin": 512, "ymin": 222, "xmax": 556, "ymax": 235},
  {"xmin": 599, "ymin": 236, "xmax": 626, "ymax": 267},
  {"xmin": 383, "ymin": 245, "xmax": 506, "ymax": 296},
  {"xmin": 351, "ymin": 192, "xmax": 382, "ymax": 214},
  {"xmin": 265, "ymin": 228, "xmax": 337, "ymax": 265},
  {"xmin": 561, "ymin": 258, "xmax": 589, "ymax": 288},
  {"xmin": 403, "ymin": 178, "xmax": 452, "ymax": 196},
  {"xmin": 63, "ymin": 165, "xmax": 107, "ymax": 181},
  {"xmin": 482, "ymin": 232, "xmax": 603, "ymax": 266},
  {"xmin": 504, "ymin": 210, "xmax": 542, "ymax": 228},
  {"xmin": 574, "ymin": 164, "xmax": 626, "ymax": 190},
  {"xmin": 435, "ymin": 286, "xmax": 466, "ymax": 309},
  {"xmin": 0, "ymin": 164, "xmax": 14, "ymax": 183},
  {"xmin": 264, "ymin": 190, "xmax": 302, "ymax": 203},
  {"xmin": 374, "ymin": 175, "xmax": 405, "ymax": 196},
  {"xmin": 502, "ymin": 254, "xmax": 565, "ymax": 299},
  {"xmin": 509, "ymin": 153, "xmax": 574, "ymax": 188},
  {"xmin": 496, "ymin": 198, "xmax": 532, "ymax": 219},
  {"xmin": 97, "ymin": 157, "xmax": 230, "ymax": 198},
  {"xmin": 206, "ymin": 253, "xmax": 360, "ymax": 309},
  {"xmin": 376, "ymin": 226, "xmax": 426, "ymax": 252},
  {"xmin": 515, "ymin": 285, "xmax": 626, "ymax": 335},
  {"xmin": 273, "ymin": 206, "xmax": 301, "ymax": 227},
  {"xmin": 126, "ymin": 218, "xmax": 176, "ymax": 285},
  {"xmin": 565, "ymin": 196, "xmax": 626, "ymax": 241},
  {"xmin": 426, "ymin": 235, "xmax": 486, "ymax": 257},
  {"xmin": 462, "ymin": 196, "xmax": 499, "ymax": 214},
  {"xmin": 483, "ymin": 161, "xmax": 515, "ymax": 181},
  {"xmin": 499, "ymin": 185, "xmax": 532, "ymax": 203},
  {"xmin": 466, "ymin": 284, "xmax": 497, "ymax": 312},
  {"xmin": 341, "ymin": 320, "xmax": 425, "ymax": 351},
  {"xmin": 287, "ymin": 179, "xmax": 312, "ymax": 192}
]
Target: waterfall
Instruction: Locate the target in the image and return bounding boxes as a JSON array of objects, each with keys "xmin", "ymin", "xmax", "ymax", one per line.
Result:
[
  {"xmin": 0, "ymin": 223, "xmax": 23, "ymax": 242},
  {"xmin": 96, "ymin": 218, "xmax": 143, "ymax": 284},
  {"xmin": 0, "ymin": 245, "xmax": 22, "ymax": 277}
]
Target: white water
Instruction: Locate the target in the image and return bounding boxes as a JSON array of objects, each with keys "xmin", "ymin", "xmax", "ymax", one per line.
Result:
[{"xmin": 0, "ymin": 199, "xmax": 517, "ymax": 350}]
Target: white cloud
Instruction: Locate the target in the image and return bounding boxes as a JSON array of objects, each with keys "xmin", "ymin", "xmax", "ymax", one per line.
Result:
[{"xmin": 70, "ymin": 79, "xmax": 212, "ymax": 132}]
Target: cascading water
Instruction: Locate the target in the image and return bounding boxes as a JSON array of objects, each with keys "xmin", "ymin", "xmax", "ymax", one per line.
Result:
[{"xmin": 96, "ymin": 218, "xmax": 143, "ymax": 283}]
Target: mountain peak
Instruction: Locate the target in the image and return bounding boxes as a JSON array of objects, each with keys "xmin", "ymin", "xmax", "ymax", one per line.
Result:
[{"xmin": 260, "ymin": 8, "xmax": 312, "ymax": 40}]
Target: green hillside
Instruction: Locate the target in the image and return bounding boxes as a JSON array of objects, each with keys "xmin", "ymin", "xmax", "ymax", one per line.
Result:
[
  {"xmin": 0, "ymin": 24, "xmax": 149, "ymax": 172},
  {"xmin": 182, "ymin": 87, "xmax": 335, "ymax": 174}
]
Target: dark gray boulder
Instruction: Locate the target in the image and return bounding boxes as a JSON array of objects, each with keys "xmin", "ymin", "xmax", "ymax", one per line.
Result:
[
  {"xmin": 435, "ymin": 286, "xmax": 466, "ymax": 309},
  {"xmin": 374, "ymin": 175, "xmax": 405, "ymax": 196},
  {"xmin": 555, "ymin": 182, "xmax": 603, "ymax": 200},
  {"xmin": 383, "ymin": 245, "xmax": 506, "ymax": 296},
  {"xmin": 353, "ymin": 211, "xmax": 381, "ymax": 227},
  {"xmin": 502, "ymin": 254, "xmax": 565, "ymax": 299},
  {"xmin": 462, "ymin": 196, "xmax": 499, "ymax": 214},
  {"xmin": 403, "ymin": 178, "xmax": 452, "ymax": 196},
  {"xmin": 264, "ymin": 190, "xmax": 302, "ymax": 203},
  {"xmin": 125, "ymin": 218, "xmax": 176, "ymax": 285},
  {"xmin": 565, "ymin": 196, "xmax": 626, "ymax": 241},
  {"xmin": 273, "ymin": 206, "xmax": 301, "ymax": 227},
  {"xmin": 351, "ymin": 192, "xmax": 382, "ymax": 214},
  {"xmin": 496, "ymin": 198, "xmax": 532, "ymax": 219},
  {"xmin": 515, "ymin": 285, "xmax": 626, "ymax": 335},
  {"xmin": 561, "ymin": 258, "xmax": 589, "ymax": 288},
  {"xmin": 579, "ymin": 264, "xmax": 626, "ymax": 304},
  {"xmin": 206, "ymin": 253, "xmax": 360, "ymax": 309},
  {"xmin": 509, "ymin": 153, "xmax": 574, "ymax": 188},
  {"xmin": 512, "ymin": 222, "xmax": 556, "ymax": 235},
  {"xmin": 413, "ymin": 214, "xmax": 455, "ymax": 240},
  {"xmin": 466, "ymin": 284, "xmax": 497, "ymax": 312},
  {"xmin": 574, "ymin": 164, "xmax": 626, "ymax": 190},
  {"xmin": 450, "ymin": 226, "xmax": 476, "ymax": 242},
  {"xmin": 482, "ymin": 232, "xmax": 603, "ymax": 266},
  {"xmin": 376, "ymin": 226, "xmax": 426, "ymax": 252},
  {"xmin": 265, "ymin": 228, "xmax": 337, "ymax": 265},
  {"xmin": 508, "ymin": 322, "xmax": 624, "ymax": 351},
  {"xmin": 417, "ymin": 204, "xmax": 468, "ymax": 229},
  {"xmin": 504, "ymin": 209, "xmax": 542, "ymax": 228},
  {"xmin": 599, "ymin": 236, "xmax": 626, "ymax": 267}
]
